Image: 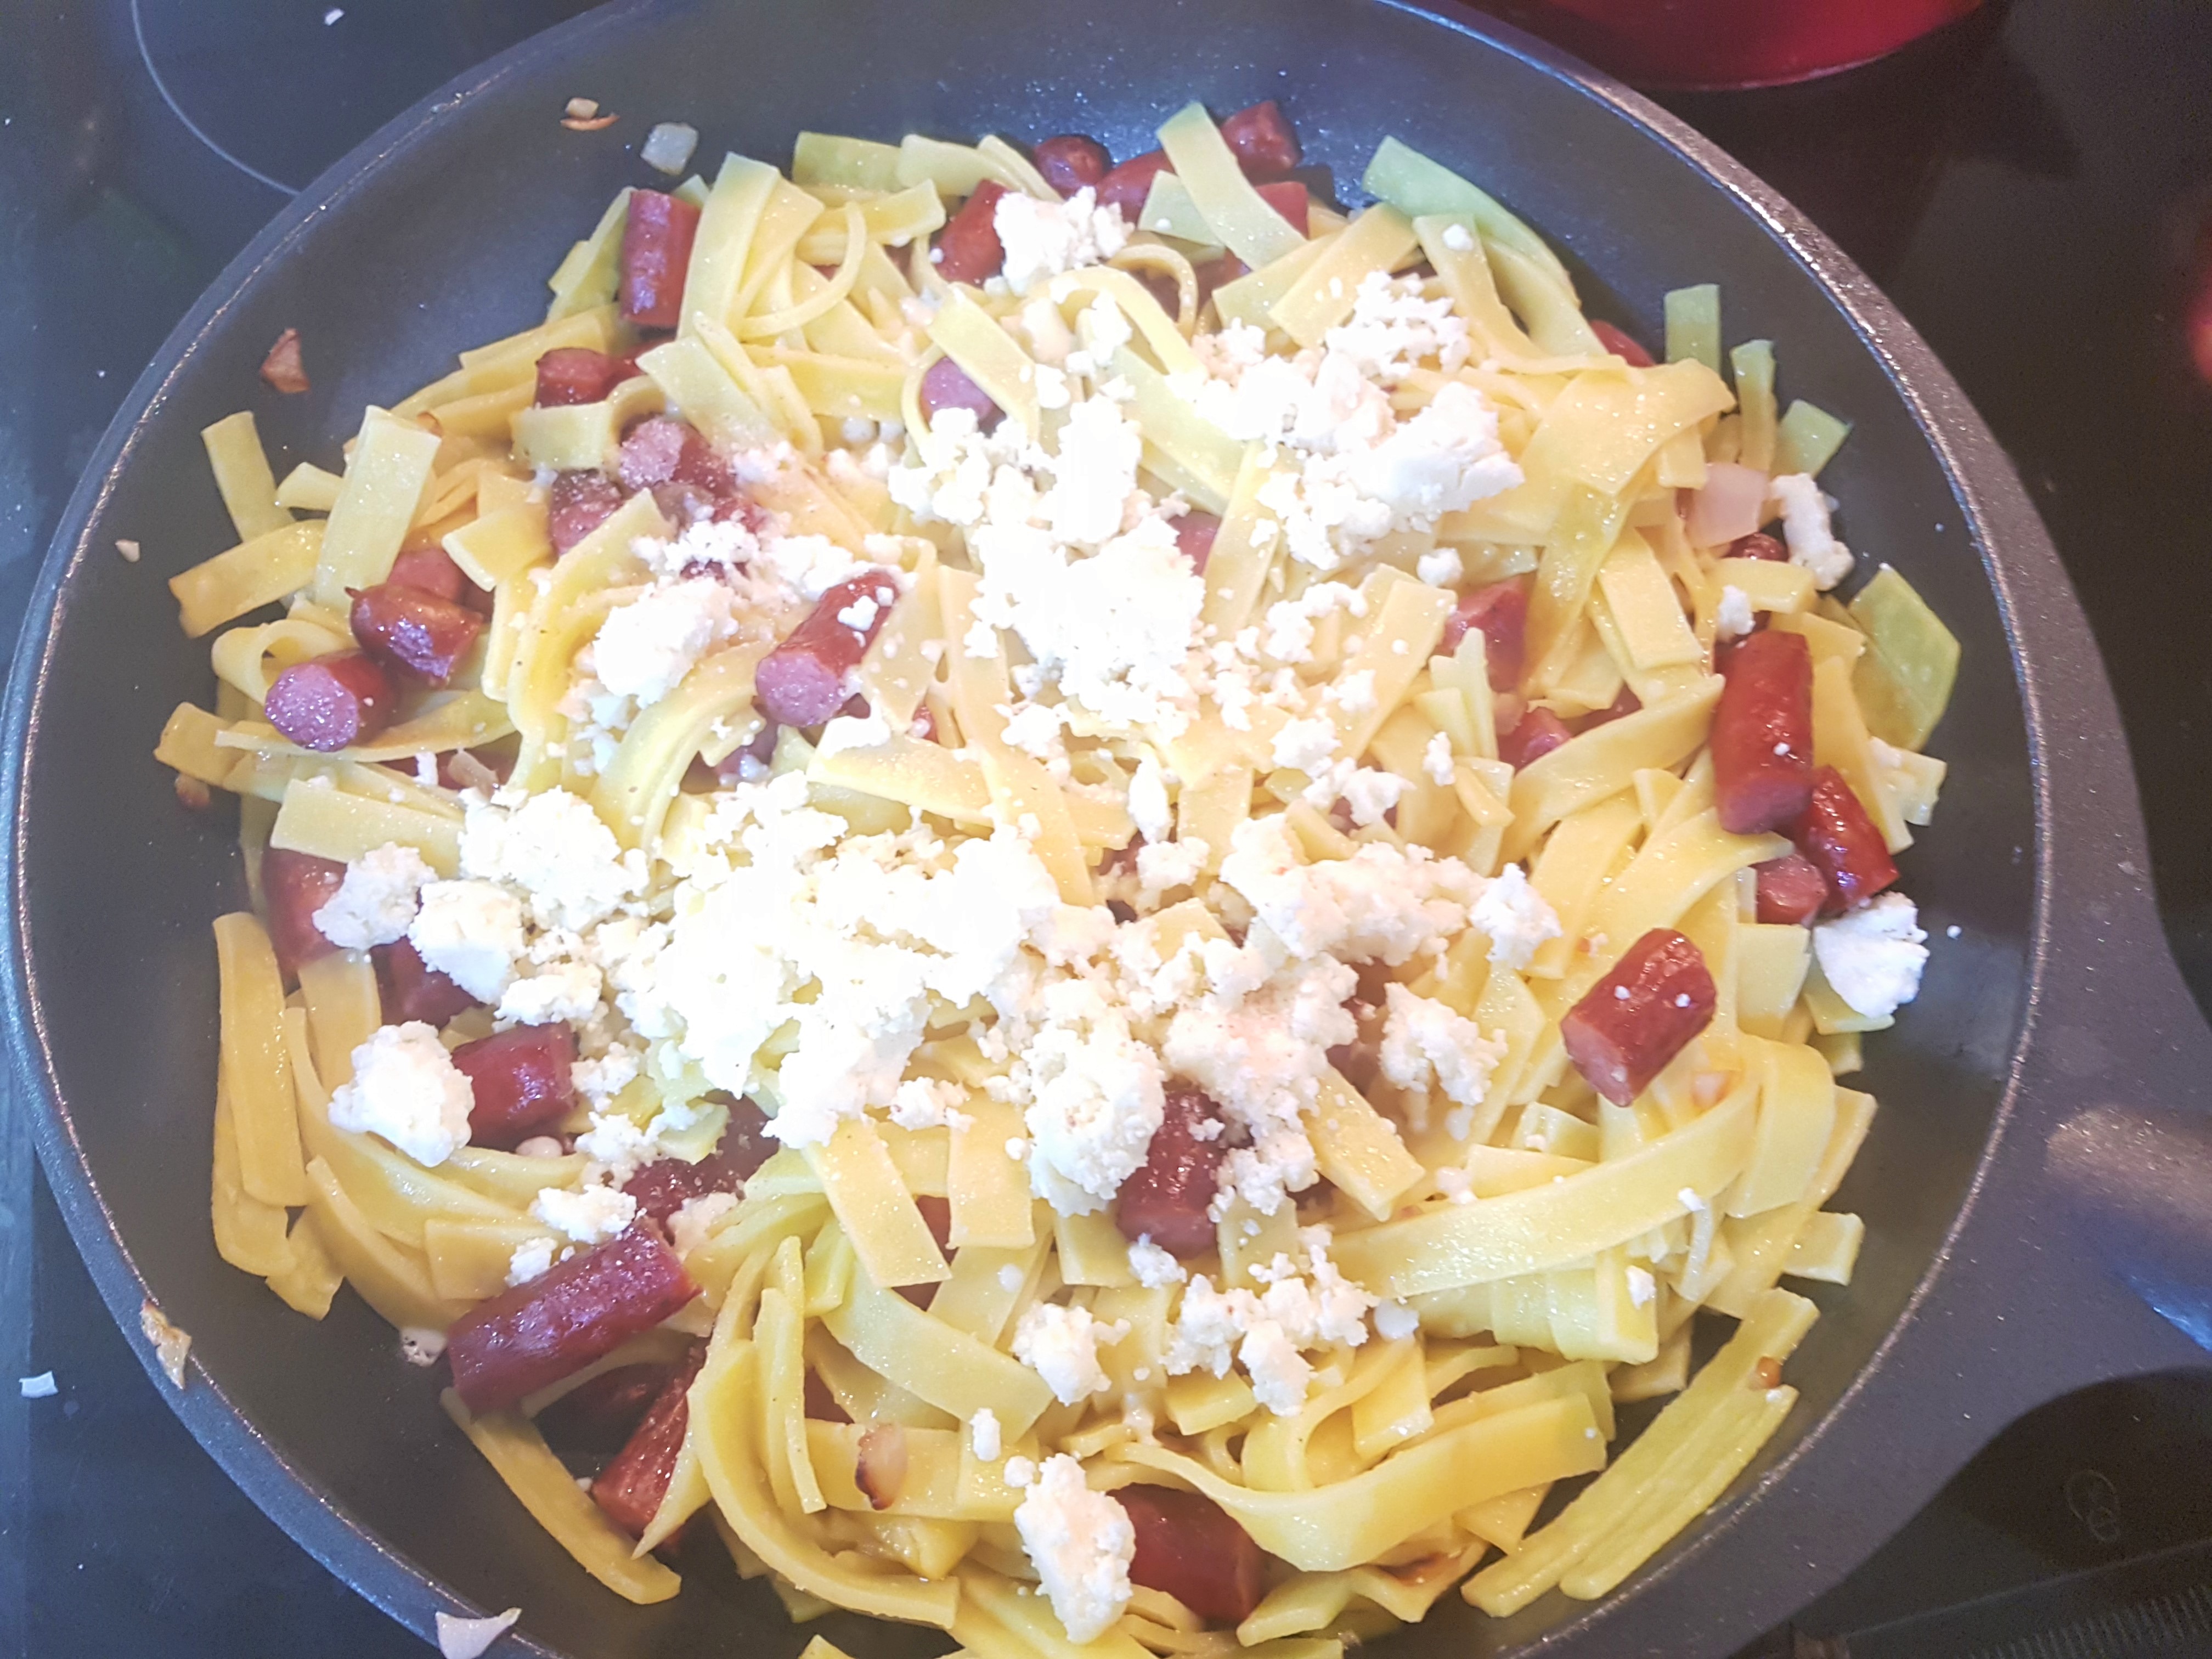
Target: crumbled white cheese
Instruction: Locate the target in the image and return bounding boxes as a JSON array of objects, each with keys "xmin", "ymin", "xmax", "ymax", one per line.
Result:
[
  {"xmin": 1325, "ymin": 271, "xmax": 1473, "ymax": 386},
  {"xmin": 1013, "ymin": 1301, "xmax": 1126, "ymax": 1404},
  {"xmin": 1133, "ymin": 838, "xmax": 1208, "ymax": 906},
  {"xmin": 18, "ymin": 1372, "xmax": 57, "ymax": 1399},
  {"xmin": 969, "ymin": 1406, "xmax": 1003, "ymax": 1463},
  {"xmin": 1627, "ymin": 1265, "xmax": 1657, "ymax": 1307},
  {"xmin": 816, "ymin": 712, "xmax": 893, "ymax": 757},
  {"xmin": 530, "ymin": 1182, "xmax": 639, "ymax": 1245},
  {"xmin": 1339, "ymin": 768, "xmax": 1405, "ymax": 827},
  {"xmin": 1126, "ymin": 755, "xmax": 1173, "ymax": 844},
  {"xmin": 1770, "ymin": 473, "xmax": 1854, "ymax": 590},
  {"xmin": 1423, "ymin": 731, "xmax": 1457, "ymax": 787},
  {"xmin": 669, "ymin": 1190, "xmax": 740, "ymax": 1256},
  {"xmin": 313, "ymin": 842, "xmax": 434, "ymax": 949},
  {"xmin": 1272, "ymin": 715, "xmax": 1339, "ymax": 776},
  {"xmin": 1814, "ymin": 892, "xmax": 1928, "ymax": 1019},
  {"xmin": 1417, "ymin": 547, "xmax": 1464, "ymax": 589},
  {"xmin": 1127, "ymin": 1237, "xmax": 1188, "ymax": 1288},
  {"xmin": 495, "ymin": 958, "xmax": 602, "ymax": 1026},
  {"xmin": 505, "ymin": 1238, "xmax": 556, "ymax": 1286},
  {"xmin": 461, "ymin": 787, "xmax": 643, "ymax": 931},
  {"xmin": 1372, "ymin": 1299, "xmax": 1419, "ymax": 1341},
  {"xmin": 329, "ymin": 1023, "xmax": 476, "ymax": 1167},
  {"xmin": 994, "ymin": 186, "xmax": 1130, "ymax": 296},
  {"xmin": 399, "ymin": 1327, "xmax": 447, "ymax": 1367},
  {"xmin": 1379, "ymin": 983, "xmax": 1508, "ymax": 1107},
  {"xmin": 1013, "ymin": 1454, "xmax": 1136, "ymax": 1645},
  {"xmin": 1470, "ymin": 864, "xmax": 1562, "ymax": 969},
  {"xmin": 408, "ymin": 879, "xmax": 527, "ymax": 1004},
  {"xmin": 1163, "ymin": 1237, "xmax": 1375, "ymax": 1414},
  {"xmin": 1714, "ymin": 584, "xmax": 1756, "ymax": 641},
  {"xmin": 591, "ymin": 578, "xmax": 732, "ymax": 705}
]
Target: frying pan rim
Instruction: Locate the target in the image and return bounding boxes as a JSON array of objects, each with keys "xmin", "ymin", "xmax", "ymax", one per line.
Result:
[{"xmin": 0, "ymin": 0, "xmax": 2103, "ymax": 1651}]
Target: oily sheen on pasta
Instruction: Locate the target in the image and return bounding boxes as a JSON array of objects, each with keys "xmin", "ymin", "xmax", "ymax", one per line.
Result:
[{"xmin": 156, "ymin": 95, "xmax": 1960, "ymax": 1655}]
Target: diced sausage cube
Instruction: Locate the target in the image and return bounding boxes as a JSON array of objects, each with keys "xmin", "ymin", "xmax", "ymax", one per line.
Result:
[
  {"xmin": 1788, "ymin": 766, "xmax": 1899, "ymax": 916},
  {"xmin": 1711, "ymin": 629, "xmax": 1814, "ymax": 834},
  {"xmin": 934, "ymin": 179, "xmax": 1009, "ymax": 285},
  {"xmin": 619, "ymin": 190, "xmax": 701, "ymax": 329},
  {"xmin": 1219, "ymin": 100, "xmax": 1301, "ymax": 178},
  {"xmin": 263, "ymin": 651, "xmax": 397, "ymax": 752},
  {"xmin": 1561, "ymin": 928, "xmax": 1717, "ymax": 1107},
  {"xmin": 1117, "ymin": 1484, "xmax": 1267, "ymax": 1624},
  {"xmin": 1115, "ymin": 1087, "xmax": 1226, "ymax": 1258},
  {"xmin": 261, "ymin": 849, "xmax": 347, "ymax": 979},
  {"xmin": 450, "ymin": 1024, "xmax": 578, "ymax": 1150},
  {"xmin": 548, "ymin": 470, "xmax": 624, "ymax": 554},
  {"xmin": 753, "ymin": 571, "xmax": 901, "ymax": 727},
  {"xmin": 1034, "ymin": 134, "xmax": 1111, "ymax": 199},
  {"xmin": 349, "ymin": 584, "xmax": 484, "ymax": 687},
  {"xmin": 591, "ymin": 1345, "xmax": 706, "ymax": 1538}
]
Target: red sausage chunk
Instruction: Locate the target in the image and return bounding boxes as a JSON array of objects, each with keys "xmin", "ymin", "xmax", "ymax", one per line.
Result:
[
  {"xmin": 918, "ymin": 356, "xmax": 1002, "ymax": 430},
  {"xmin": 1116, "ymin": 1087, "xmax": 1226, "ymax": 1258},
  {"xmin": 1255, "ymin": 180, "xmax": 1310, "ymax": 236},
  {"xmin": 373, "ymin": 937, "xmax": 479, "ymax": 1026},
  {"xmin": 535, "ymin": 1362, "xmax": 674, "ymax": 1451},
  {"xmin": 934, "ymin": 179, "xmax": 1009, "ymax": 285},
  {"xmin": 1753, "ymin": 854, "xmax": 1830, "ymax": 926},
  {"xmin": 619, "ymin": 190, "xmax": 701, "ymax": 329},
  {"xmin": 1220, "ymin": 100, "xmax": 1301, "ymax": 178},
  {"xmin": 1097, "ymin": 150, "xmax": 1173, "ymax": 220},
  {"xmin": 448, "ymin": 1225, "xmax": 698, "ymax": 1412},
  {"xmin": 533, "ymin": 346, "xmax": 635, "ymax": 408},
  {"xmin": 1439, "ymin": 578, "xmax": 1531, "ymax": 692},
  {"xmin": 592, "ymin": 1346, "xmax": 707, "ymax": 1538},
  {"xmin": 1034, "ymin": 134, "xmax": 1111, "ymax": 199},
  {"xmin": 616, "ymin": 415, "xmax": 724, "ymax": 494},
  {"xmin": 1711, "ymin": 629, "xmax": 1814, "ymax": 834},
  {"xmin": 1500, "ymin": 706, "xmax": 1573, "ymax": 770},
  {"xmin": 264, "ymin": 651, "xmax": 397, "ymax": 752},
  {"xmin": 1175, "ymin": 511, "xmax": 1221, "ymax": 573},
  {"xmin": 1788, "ymin": 766, "xmax": 1899, "ymax": 916},
  {"xmin": 350, "ymin": 584, "xmax": 484, "ymax": 687},
  {"xmin": 450, "ymin": 1024, "xmax": 577, "ymax": 1150},
  {"xmin": 754, "ymin": 571, "xmax": 901, "ymax": 727},
  {"xmin": 388, "ymin": 546, "xmax": 470, "ymax": 603},
  {"xmin": 262, "ymin": 849, "xmax": 347, "ymax": 979},
  {"xmin": 619, "ymin": 1100, "xmax": 773, "ymax": 1222},
  {"xmin": 1562, "ymin": 929, "xmax": 1718, "ymax": 1107},
  {"xmin": 1117, "ymin": 1485, "xmax": 1267, "ymax": 1624},
  {"xmin": 1590, "ymin": 320, "xmax": 1657, "ymax": 368},
  {"xmin": 548, "ymin": 470, "xmax": 625, "ymax": 554},
  {"xmin": 1729, "ymin": 531, "xmax": 1787, "ymax": 562}
]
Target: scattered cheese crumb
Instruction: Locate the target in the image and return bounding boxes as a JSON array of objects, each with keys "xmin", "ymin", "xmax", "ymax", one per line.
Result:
[
  {"xmin": 640, "ymin": 121, "xmax": 699, "ymax": 176},
  {"xmin": 18, "ymin": 1372, "xmax": 57, "ymax": 1398},
  {"xmin": 531, "ymin": 1182, "xmax": 639, "ymax": 1245},
  {"xmin": 1770, "ymin": 473, "xmax": 1853, "ymax": 589},
  {"xmin": 435, "ymin": 1607, "xmax": 522, "ymax": 1659},
  {"xmin": 1714, "ymin": 584, "xmax": 1755, "ymax": 640},
  {"xmin": 399, "ymin": 1327, "xmax": 448, "ymax": 1367},
  {"xmin": 330, "ymin": 1023, "xmax": 476, "ymax": 1166},
  {"xmin": 1814, "ymin": 893, "xmax": 1928, "ymax": 1019},
  {"xmin": 506, "ymin": 1238, "xmax": 556, "ymax": 1287},
  {"xmin": 1469, "ymin": 864, "xmax": 1562, "ymax": 969},
  {"xmin": 314, "ymin": 842, "xmax": 435, "ymax": 949},
  {"xmin": 1013, "ymin": 1454, "xmax": 1136, "ymax": 1644},
  {"xmin": 1013, "ymin": 1302, "xmax": 1126, "ymax": 1404},
  {"xmin": 970, "ymin": 1407, "xmax": 1003, "ymax": 1462}
]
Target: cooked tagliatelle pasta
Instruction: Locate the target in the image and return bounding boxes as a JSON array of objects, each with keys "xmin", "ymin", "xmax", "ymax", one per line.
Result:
[{"xmin": 161, "ymin": 93, "xmax": 1961, "ymax": 1652}]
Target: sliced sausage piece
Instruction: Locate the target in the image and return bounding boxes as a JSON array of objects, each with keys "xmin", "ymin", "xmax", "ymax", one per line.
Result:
[
  {"xmin": 388, "ymin": 546, "xmax": 470, "ymax": 603},
  {"xmin": 1255, "ymin": 180, "xmax": 1310, "ymax": 236},
  {"xmin": 619, "ymin": 189, "xmax": 701, "ymax": 329},
  {"xmin": 591, "ymin": 1345, "xmax": 707, "ymax": 1538},
  {"xmin": 533, "ymin": 346, "xmax": 635, "ymax": 408},
  {"xmin": 1116, "ymin": 1485, "xmax": 1267, "ymax": 1624},
  {"xmin": 1788, "ymin": 766, "xmax": 1898, "ymax": 916},
  {"xmin": 1729, "ymin": 531, "xmax": 1787, "ymax": 561},
  {"xmin": 1439, "ymin": 578, "xmax": 1531, "ymax": 692},
  {"xmin": 350, "ymin": 583, "xmax": 484, "ymax": 687},
  {"xmin": 618, "ymin": 1102, "xmax": 769, "ymax": 1223},
  {"xmin": 1220, "ymin": 100, "xmax": 1301, "ymax": 179},
  {"xmin": 919, "ymin": 356, "xmax": 1002, "ymax": 431},
  {"xmin": 534, "ymin": 1361, "xmax": 674, "ymax": 1451},
  {"xmin": 1589, "ymin": 320, "xmax": 1656, "ymax": 368},
  {"xmin": 1500, "ymin": 706, "xmax": 1573, "ymax": 770},
  {"xmin": 615, "ymin": 414, "xmax": 726, "ymax": 494},
  {"xmin": 754, "ymin": 571, "xmax": 902, "ymax": 727},
  {"xmin": 1098, "ymin": 150, "xmax": 1173, "ymax": 221},
  {"xmin": 1754, "ymin": 854, "xmax": 1830, "ymax": 926},
  {"xmin": 373, "ymin": 937, "xmax": 479, "ymax": 1026},
  {"xmin": 934, "ymin": 179, "xmax": 1009, "ymax": 285},
  {"xmin": 1560, "ymin": 928, "xmax": 1717, "ymax": 1107},
  {"xmin": 1175, "ymin": 511, "xmax": 1221, "ymax": 573},
  {"xmin": 262, "ymin": 849, "xmax": 348, "ymax": 979},
  {"xmin": 1712, "ymin": 629, "xmax": 1814, "ymax": 835},
  {"xmin": 451, "ymin": 1024, "xmax": 578, "ymax": 1150},
  {"xmin": 263, "ymin": 651, "xmax": 398, "ymax": 752},
  {"xmin": 448, "ymin": 1224, "xmax": 698, "ymax": 1412},
  {"xmin": 548, "ymin": 470, "xmax": 624, "ymax": 554},
  {"xmin": 1034, "ymin": 134, "xmax": 1111, "ymax": 199},
  {"xmin": 1115, "ymin": 1087, "xmax": 1226, "ymax": 1258}
]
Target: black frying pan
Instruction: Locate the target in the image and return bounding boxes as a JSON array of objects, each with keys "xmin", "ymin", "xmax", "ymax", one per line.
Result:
[{"xmin": 8, "ymin": 1, "xmax": 2209, "ymax": 1655}]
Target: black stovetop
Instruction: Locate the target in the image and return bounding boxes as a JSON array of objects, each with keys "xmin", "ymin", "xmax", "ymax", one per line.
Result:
[{"xmin": 4, "ymin": 2, "xmax": 2212, "ymax": 1655}]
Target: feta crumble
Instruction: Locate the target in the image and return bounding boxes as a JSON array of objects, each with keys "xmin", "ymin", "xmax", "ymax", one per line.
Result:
[
  {"xmin": 1013, "ymin": 1454, "xmax": 1136, "ymax": 1645},
  {"xmin": 994, "ymin": 187, "xmax": 1130, "ymax": 295},
  {"xmin": 1379, "ymin": 983, "xmax": 1508, "ymax": 1107},
  {"xmin": 313, "ymin": 842, "xmax": 434, "ymax": 949},
  {"xmin": 969, "ymin": 1407, "xmax": 1003, "ymax": 1462},
  {"xmin": 506, "ymin": 1238, "xmax": 556, "ymax": 1286},
  {"xmin": 1814, "ymin": 893, "xmax": 1928, "ymax": 1019},
  {"xmin": 1012, "ymin": 1301, "xmax": 1126, "ymax": 1404},
  {"xmin": 1770, "ymin": 473, "xmax": 1854, "ymax": 590},
  {"xmin": 530, "ymin": 1182, "xmax": 639, "ymax": 1245},
  {"xmin": 1714, "ymin": 584, "xmax": 1756, "ymax": 641},
  {"xmin": 409, "ymin": 879, "xmax": 527, "ymax": 1003},
  {"xmin": 591, "ymin": 578, "xmax": 731, "ymax": 705},
  {"xmin": 329, "ymin": 1023, "xmax": 475, "ymax": 1166},
  {"xmin": 1469, "ymin": 864, "xmax": 1562, "ymax": 969}
]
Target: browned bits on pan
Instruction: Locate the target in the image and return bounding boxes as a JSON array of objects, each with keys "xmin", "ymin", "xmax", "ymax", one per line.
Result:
[
  {"xmin": 855, "ymin": 1423, "xmax": 909, "ymax": 1510},
  {"xmin": 173, "ymin": 774, "xmax": 212, "ymax": 811},
  {"xmin": 259, "ymin": 328, "xmax": 309, "ymax": 394},
  {"xmin": 562, "ymin": 97, "xmax": 619, "ymax": 132},
  {"xmin": 1753, "ymin": 1356, "xmax": 1784, "ymax": 1390}
]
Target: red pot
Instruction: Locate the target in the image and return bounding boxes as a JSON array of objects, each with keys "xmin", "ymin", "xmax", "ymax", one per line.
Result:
[{"xmin": 1473, "ymin": 0, "xmax": 1985, "ymax": 89}]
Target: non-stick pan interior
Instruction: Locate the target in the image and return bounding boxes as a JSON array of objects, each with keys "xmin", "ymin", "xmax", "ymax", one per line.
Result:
[{"xmin": 10, "ymin": 0, "xmax": 2037, "ymax": 1653}]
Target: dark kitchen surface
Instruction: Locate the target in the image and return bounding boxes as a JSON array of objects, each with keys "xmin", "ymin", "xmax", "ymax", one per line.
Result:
[{"xmin": 2, "ymin": 1, "xmax": 2209, "ymax": 1656}]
